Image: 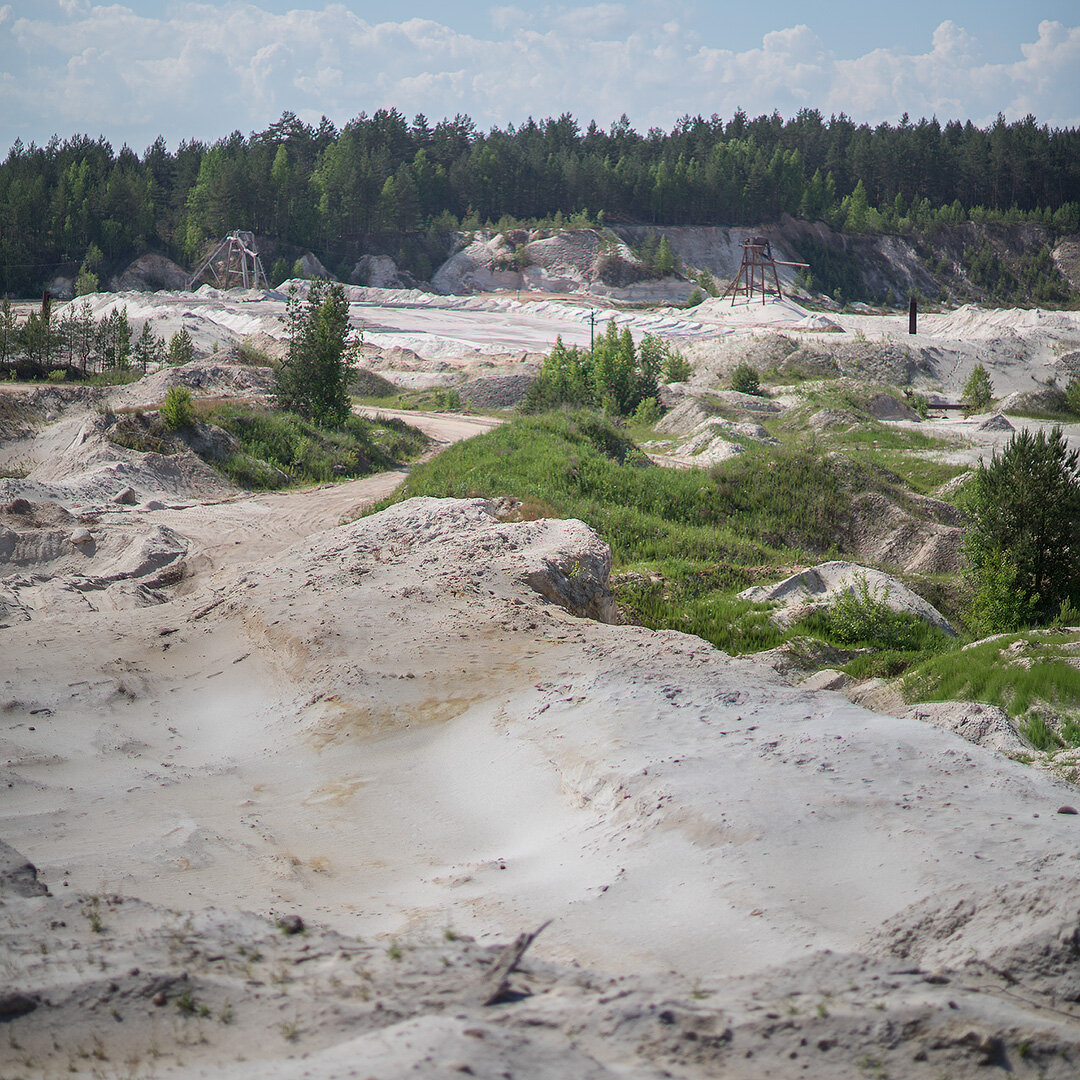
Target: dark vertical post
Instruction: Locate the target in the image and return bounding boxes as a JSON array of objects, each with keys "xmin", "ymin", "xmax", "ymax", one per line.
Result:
[{"xmin": 908, "ymin": 296, "xmax": 917, "ymax": 335}]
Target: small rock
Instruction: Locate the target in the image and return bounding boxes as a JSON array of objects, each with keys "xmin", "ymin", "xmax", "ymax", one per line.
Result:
[
  {"xmin": 70, "ymin": 527, "xmax": 93, "ymax": 545},
  {"xmin": 1057, "ymin": 805, "xmax": 1078, "ymax": 815},
  {"xmin": 112, "ymin": 487, "xmax": 138, "ymax": 505},
  {"xmin": 151, "ymin": 991, "xmax": 166, "ymax": 1007},
  {"xmin": 277, "ymin": 913, "xmax": 305, "ymax": 935},
  {"xmin": 0, "ymin": 992, "xmax": 38, "ymax": 1019}
]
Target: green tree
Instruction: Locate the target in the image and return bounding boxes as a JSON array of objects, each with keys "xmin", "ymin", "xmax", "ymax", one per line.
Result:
[
  {"xmin": 75, "ymin": 242, "xmax": 103, "ymax": 296},
  {"xmin": 0, "ymin": 298, "xmax": 17, "ymax": 367},
  {"xmin": 167, "ymin": 327, "xmax": 195, "ymax": 366},
  {"xmin": 132, "ymin": 321, "xmax": 163, "ymax": 373},
  {"xmin": 1066, "ymin": 375, "xmax": 1080, "ymax": 417},
  {"xmin": 962, "ymin": 363, "xmax": 994, "ymax": 412},
  {"xmin": 731, "ymin": 362, "xmax": 760, "ymax": 395},
  {"xmin": 160, "ymin": 385, "xmax": 194, "ymax": 429},
  {"xmin": 962, "ymin": 425, "xmax": 1080, "ymax": 628},
  {"xmin": 274, "ymin": 280, "xmax": 357, "ymax": 428}
]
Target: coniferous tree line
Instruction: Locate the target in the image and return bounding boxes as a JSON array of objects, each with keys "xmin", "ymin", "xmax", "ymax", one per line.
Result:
[{"xmin": 1, "ymin": 107, "xmax": 1078, "ymax": 294}]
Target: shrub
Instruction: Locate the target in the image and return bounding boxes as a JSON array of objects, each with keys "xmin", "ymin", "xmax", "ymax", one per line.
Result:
[
  {"xmin": 167, "ymin": 328, "xmax": 195, "ymax": 366},
  {"xmin": 962, "ymin": 363, "xmax": 993, "ymax": 413},
  {"xmin": 161, "ymin": 385, "xmax": 195, "ymax": 429},
  {"xmin": 819, "ymin": 573, "xmax": 946, "ymax": 652},
  {"xmin": 523, "ymin": 322, "xmax": 659, "ymax": 417},
  {"xmin": 632, "ymin": 396, "xmax": 662, "ymax": 425},
  {"xmin": 730, "ymin": 363, "xmax": 760, "ymax": 395},
  {"xmin": 1065, "ymin": 375, "xmax": 1080, "ymax": 418},
  {"xmin": 962, "ymin": 425, "xmax": 1080, "ymax": 626},
  {"xmin": 274, "ymin": 281, "xmax": 358, "ymax": 428}
]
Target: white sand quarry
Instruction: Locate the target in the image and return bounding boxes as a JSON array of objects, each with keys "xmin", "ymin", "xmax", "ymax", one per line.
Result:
[{"xmin": 3, "ymin": 294, "xmax": 1080, "ymax": 1078}]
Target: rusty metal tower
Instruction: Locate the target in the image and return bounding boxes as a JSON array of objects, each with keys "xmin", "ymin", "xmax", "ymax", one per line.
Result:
[
  {"xmin": 189, "ymin": 231, "xmax": 268, "ymax": 291},
  {"xmin": 721, "ymin": 236, "xmax": 808, "ymax": 305}
]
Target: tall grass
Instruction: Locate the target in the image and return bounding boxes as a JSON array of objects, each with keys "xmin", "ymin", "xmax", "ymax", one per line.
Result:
[
  {"xmin": 201, "ymin": 403, "xmax": 428, "ymax": 489},
  {"xmin": 903, "ymin": 634, "xmax": 1080, "ymax": 716},
  {"xmin": 383, "ymin": 410, "xmax": 877, "ymax": 566}
]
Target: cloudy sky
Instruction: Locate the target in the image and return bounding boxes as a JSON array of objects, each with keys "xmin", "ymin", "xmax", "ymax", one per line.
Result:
[{"xmin": 1, "ymin": 1, "xmax": 1077, "ymax": 155}]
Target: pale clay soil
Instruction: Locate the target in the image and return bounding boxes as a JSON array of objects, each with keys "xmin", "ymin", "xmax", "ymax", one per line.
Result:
[{"xmin": 3, "ymin": 291, "xmax": 1080, "ymax": 1079}]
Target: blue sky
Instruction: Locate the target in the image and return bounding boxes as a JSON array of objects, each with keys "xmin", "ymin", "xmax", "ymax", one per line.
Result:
[{"xmin": 0, "ymin": 2, "xmax": 1077, "ymax": 155}]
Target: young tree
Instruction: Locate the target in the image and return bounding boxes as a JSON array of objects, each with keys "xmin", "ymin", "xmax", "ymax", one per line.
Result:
[
  {"xmin": 731, "ymin": 362, "xmax": 761, "ymax": 395},
  {"xmin": 274, "ymin": 280, "xmax": 357, "ymax": 428},
  {"xmin": 75, "ymin": 243, "xmax": 104, "ymax": 297},
  {"xmin": 962, "ymin": 363, "xmax": 994, "ymax": 413},
  {"xmin": 962, "ymin": 425, "xmax": 1080, "ymax": 628},
  {"xmin": 97, "ymin": 307, "xmax": 131, "ymax": 370},
  {"xmin": 0, "ymin": 298, "xmax": 17, "ymax": 368},
  {"xmin": 132, "ymin": 321, "xmax": 163, "ymax": 373},
  {"xmin": 167, "ymin": 327, "xmax": 195, "ymax": 366}
]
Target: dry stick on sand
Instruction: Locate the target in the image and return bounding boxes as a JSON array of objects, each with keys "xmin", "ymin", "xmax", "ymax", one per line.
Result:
[{"xmin": 471, "ymin": 920, "xmax": 552, "ymax": 1006}]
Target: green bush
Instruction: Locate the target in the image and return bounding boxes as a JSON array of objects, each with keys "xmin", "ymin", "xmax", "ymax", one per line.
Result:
[
  {"xmin": 809, "ymin": 573, "xmax": 949, "ymax": 653},
  {"xmin": 1065, "ymin": 376, "xmax": 1080, "ymax": 418},
  {"xmin": 962, "ymin": 363, "xmax": 993, "ymax": 413},
  {"xmin": 167, "ymin": 328, "xmax": 195, "ymax": 366},
  {"xmin": 523, "ymin": 322, "xmax": 659, "ymax": 416},
  {"xmin": 961, "ymin": 425, "xmax": 1080, "ymax": 626},
  {"xmin": 730, "ymin": 363, "xmax": 761, "ymax": 395},
  {"xmin": 160, "ymin": 385, "xmax": 194, "ymax": 429}
]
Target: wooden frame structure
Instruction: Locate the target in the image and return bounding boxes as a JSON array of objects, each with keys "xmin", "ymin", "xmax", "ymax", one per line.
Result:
[
  {"xmin": 189, "ymin": 231, "xmax": 268, "ymax": 291},
  {"xmin": 722, "ymin": 236, "xmax": 808, "ymax": 305}
]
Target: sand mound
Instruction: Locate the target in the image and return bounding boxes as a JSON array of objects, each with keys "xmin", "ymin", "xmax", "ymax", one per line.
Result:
[
  {"xmin": 900, "ymin": 700, "xmax": 1030, "ymax": 754},
  {"xmin": 9, "ymin": 492, "xmax": 1080, "ymax": 1075},
  {"xmin": 845, "ymin": 490, "xmax": 963, "ymax": 574},
  {"xmin": 872, "ymin": 877, "xmax": 1080, "ymax": 1001},
  {"xmin": 741, "ymin": 560, "xmax": 955, "ymax": 634},
  {"xmin": 110, "ymin": 359, "xmax": 273, "ymax": 410},
  {"xmin": 459, "ymin": 373, "xmax": 537, "ymax": 409}
]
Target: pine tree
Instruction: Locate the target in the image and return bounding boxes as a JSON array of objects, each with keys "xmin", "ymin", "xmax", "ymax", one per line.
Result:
[
  {"xmin": 273, "ymin": 281, "xmax": 357, "ymax": 428},
  {"xmin": 167, "ymin": 327, "xmax": 195, "ymax": 366},
  {"xmin": 962, "ymin": 426, "xmax": 1080, "ymax": 626}
]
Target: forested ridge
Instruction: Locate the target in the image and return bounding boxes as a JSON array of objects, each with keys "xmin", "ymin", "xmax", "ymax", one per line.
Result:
[{"xmin": 1, "ymin": 107, "xmax": 1078, "ymax": 294}]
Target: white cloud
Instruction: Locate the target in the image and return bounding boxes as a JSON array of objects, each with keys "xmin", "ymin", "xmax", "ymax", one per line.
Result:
[{"xmin": 0, "ymin": 5, "xmax": 1076, "ymax": 153}]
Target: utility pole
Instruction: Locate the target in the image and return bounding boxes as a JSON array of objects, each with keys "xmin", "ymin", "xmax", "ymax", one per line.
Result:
[{"xmin": 589, "ymin": 309, "xmax": 596, "ymax": 353}]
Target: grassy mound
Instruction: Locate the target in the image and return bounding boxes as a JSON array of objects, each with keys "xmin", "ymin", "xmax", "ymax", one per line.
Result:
[
  {"xmin": 202, "ymin": 403, "xmax": 428, "ymax": 488},
  {"xmin": 378, "ymin": 409, "xmax": 951, "ymax": 656}
]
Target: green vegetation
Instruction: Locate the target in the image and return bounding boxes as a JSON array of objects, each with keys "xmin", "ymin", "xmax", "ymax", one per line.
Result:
[
  {"xmin": 160, "ymin": 385, "xmax": 194, "ymax": 430},
  {"xmin": 522, "ymin": 323, "xmax": 661, "ymax": 416},
  {"xmin": 730, "ymin": 363, "xmax": 761, "ymax": 395},
  {"xmin": 167, "ymin": 327, "xmax": 195, "ymax": 366},
  {"xmin": 903, "ymin": 632, "xmax": 1080, "ymax": 726},
  {"xmin": 274, "ymin": 280, "xmax": 357, "ymax": 428},
  {"xmin": 0, "ymin": 297, "xmax": 174, "ymax": 379},
  {"xmin": 199, "ymin": 402, "xmax": 427, "ymax": 489},
  {"xmin": 961, "ymin": 425, "xmax": 1080, "ymax": 630},
  {"xmin": 1, "ymin": 110, "xmax": 1078, "ymax": 299},
  {"xmin": 374, "ymin": 409, "xmax": 956, "ymax": 658},
  {"xmin": 962, "ymin": 363, "xmax": 994, "ymax": 412}
]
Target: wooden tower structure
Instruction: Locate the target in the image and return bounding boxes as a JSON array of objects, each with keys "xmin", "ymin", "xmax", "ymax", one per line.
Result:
[
  {"xmin": 722, "ymin": 236, "xmax": 808, "ymax": 305},
  {"xmin": 189, "ymin": 232, "xmax": 268, "ymax": 291}
]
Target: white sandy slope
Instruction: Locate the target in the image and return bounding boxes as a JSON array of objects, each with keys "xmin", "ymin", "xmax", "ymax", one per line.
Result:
[{"xmin": 4, "ymin": 496, "xmax": 1080, "ymax": 989}]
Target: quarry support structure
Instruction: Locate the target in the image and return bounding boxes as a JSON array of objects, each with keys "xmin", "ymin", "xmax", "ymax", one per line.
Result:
[
  {"xmin": 722, "ymin": 236, "xmax": 808, "ymax": 305},
  {"xmin": 189, "ymin": 232, "xmax": 268, "ymax": 291}
]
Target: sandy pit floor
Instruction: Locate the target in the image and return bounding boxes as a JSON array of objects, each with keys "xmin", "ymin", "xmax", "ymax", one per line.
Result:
[{"xmin": 3, "ymin": 293, "xmax": 1080, "ymax": 1078}]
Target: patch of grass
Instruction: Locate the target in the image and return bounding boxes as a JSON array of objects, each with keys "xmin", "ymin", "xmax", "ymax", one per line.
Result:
[
  {"xmin": 381, "ymin": 410, "xmax": 875, "ymax": 568},
  {"xmin": 903, "ymin": 633, "xmax": 1080, "ymax": 718},
  {"xmin": 353, "ymin": 386, "xmax": 467, "ymax": 412},
  {"xmin": 374, "ymin": 409, "xmax": 961, "ymax": 660},
  {"xmin": 198, "ymin": 402, "xmax": 427, "ymax": 489}
]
